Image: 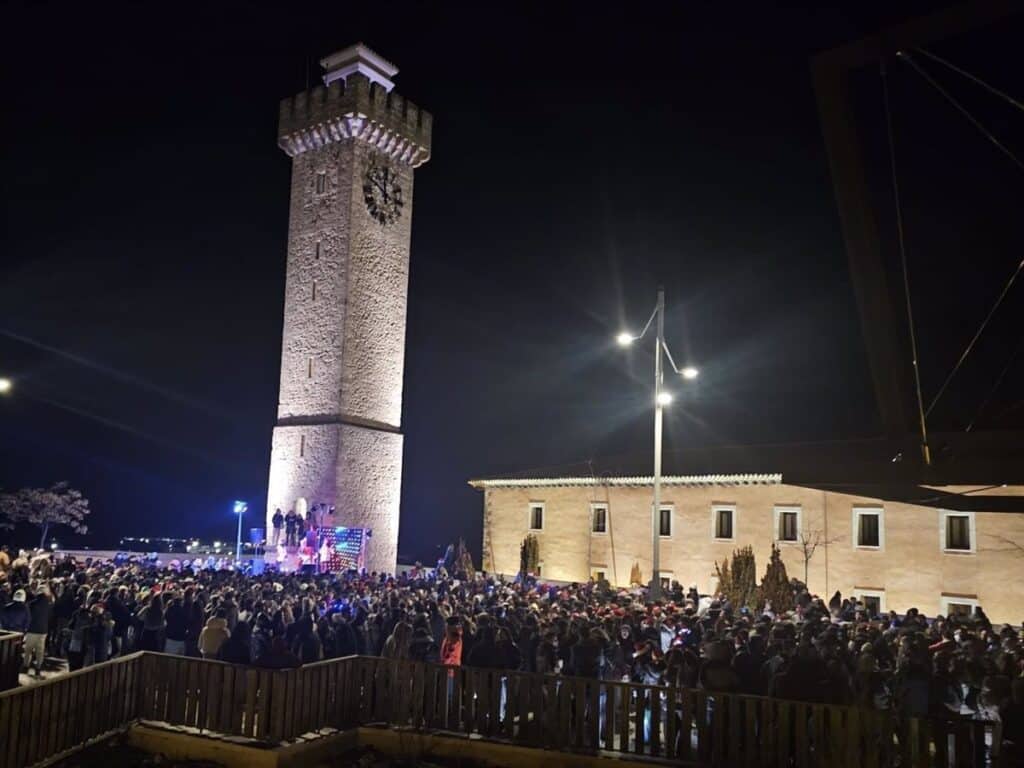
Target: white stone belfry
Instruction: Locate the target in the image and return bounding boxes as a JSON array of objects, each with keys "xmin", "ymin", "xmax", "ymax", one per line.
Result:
[{"xmin": 267, "ymin": 44, "xmax": 432, "ymax": 573}]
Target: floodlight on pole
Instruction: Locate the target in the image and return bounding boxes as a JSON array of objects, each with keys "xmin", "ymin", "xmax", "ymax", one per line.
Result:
[
  {"xmin": 617, "ymin": 288, "xmax": 698, "ymax": 602},
  {"xmin": 233, "ymin": 500, "xmax": 248, "ymax": 565},
  {"xmin": 0, "ymin": 378, "xmax": 12, "ymax": 394}
]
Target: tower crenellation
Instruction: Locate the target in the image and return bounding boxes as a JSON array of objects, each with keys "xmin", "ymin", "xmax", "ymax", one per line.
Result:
[{"xmin": 277, "ymin": 75, "xmax": 432, "ymax": 167}]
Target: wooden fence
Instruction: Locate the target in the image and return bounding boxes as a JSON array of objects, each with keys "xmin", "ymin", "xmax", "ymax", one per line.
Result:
[
  {"xmin": 0, "ymin": 653, "xmax": 1004, "ymax": 768},
  {"xmin": 0, "ymin": 633, "xmax": 20, "ymax": 692}
]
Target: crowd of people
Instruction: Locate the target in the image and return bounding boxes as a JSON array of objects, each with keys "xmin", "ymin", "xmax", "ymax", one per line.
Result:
[{"xmin": 0, "ymin": 543, "xmax": 1021, "ymax": 757}]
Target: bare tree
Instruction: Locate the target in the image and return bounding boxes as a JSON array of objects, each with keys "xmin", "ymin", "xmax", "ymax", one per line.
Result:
[
  {"xmin": 796, "ymin": 529, "xmax": 840, "ymax": 587},
  {"xmin": 0, "ymin": 482, "xmax": 90, "ymax": 548}
]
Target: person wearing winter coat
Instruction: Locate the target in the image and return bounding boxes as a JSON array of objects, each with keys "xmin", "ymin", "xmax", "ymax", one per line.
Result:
[
  {"xmin": 217, "ymin": 620, "xmax": 252, "ymax": 665},
  {"xmin": 66, "ymin": 604, "xmax": 95, "ymax": 671},
  {"xmin": 382, "ymin": 621, "xmax": 413, "ymax": 661},
  {"xmin": 408, "ymin": 625, "xmax": 440, "ymax": 664},
  {"xmin": 136, "ymin": 594, "xmax": 166, "ymax": 652},
  {"xmin": 163, "ymin": 595, "xmax": 188, "ymax": 655},
  {"xmin": 0, "ymin": 589, "xmax": 30, "ymax": 633},
  {"xmin": 24, "ymin": 588, "xmax": 52, "ymax": 675},
  {"xmin": 198, "ymin": 610, "xmax": 231, "ymax": 658},
  {"xmin": 440, "ymin": 618, "xmax": 463, "ymax": 667}
]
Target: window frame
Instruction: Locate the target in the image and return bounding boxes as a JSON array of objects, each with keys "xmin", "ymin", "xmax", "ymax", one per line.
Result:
[
  {"xmin": 773, "ymin": 505, "xmax": 802, "ymax": 543},
  {"xmin": 657, "ymin": 504, "xmax": 674, "ymax": 539},
  {"xmin": 852, "ymin": 506, "xmax": 885, "ymax": 550},
  {"xmin": 315, "ymin": 171, "xmax": 327, "ymax": 194},
  {"xmin": 590, "ymin": 566, "xmax": 608, "ymax": 583},
  {"xmin": 658, "ymin": 570, "xmax": 674, "ymax": 591},
  {"xmin": 939, "ymin": 510, "xmax": 976, "ymax": 554},
  {"xmin": 854, "ymin": 588, "xmax": 886, "ymax": 616},
  {"xmin": 939, "ymin": 595, "xmax": 979, "ymax": 618},
  {"xmin": 590, "ymin": 503, "xmax": 608, "ymax": 535},
  {"xmin": 527, "ymin": 502, "xmax": 545, "ymax": 532},
  {"xmin": 711, "ymin": 504, "xmax": 736, "ymax": 541}
]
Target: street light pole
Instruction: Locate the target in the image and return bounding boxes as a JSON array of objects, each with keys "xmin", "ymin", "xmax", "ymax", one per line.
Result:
[
  {"xmin": 616, "ymin": 289, "xmax": 697, "ymax": 604},
  {"xmin": 651, "ymin": 288, "xmax": 665, "ymax": 602},
  {"xmin": 233, "ymin": 500, "xmax": 248, "ymax": 565}
]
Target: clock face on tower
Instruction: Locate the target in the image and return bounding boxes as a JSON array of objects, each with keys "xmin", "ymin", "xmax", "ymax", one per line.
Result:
[{"xmin": 362, "ymin": 160, "xmax": 403, "ymax": 226}]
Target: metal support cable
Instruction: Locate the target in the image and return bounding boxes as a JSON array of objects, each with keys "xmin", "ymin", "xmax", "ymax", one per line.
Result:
[
  {"xmin": 928, "ymin": 256, "xmax": 1024, "ymax": 416},
  {"xmin": 900, "ymin": 51, "xmax": 1024, "ymax": 174},
  {"xmin": 966, "ymin": 334, "xmax": 1024, "ymax": 432},
  {"xmin": 881, "ymin": 59, "xmax": 932, "ymax": 465},
  {"xmin": 915, "ymin": 47, "xmax": 1024, "ymax": 115}
]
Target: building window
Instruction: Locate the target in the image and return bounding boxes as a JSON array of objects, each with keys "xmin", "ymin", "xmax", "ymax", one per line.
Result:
[
  {"xmin": 591, "ymin": 504, "xmax": 608, "ymax": 534},
  {"xmin": 535, "ymin": 561, "xmax": 544, "ymax": 578},
  {"xmin": 312, "ymin": 281, "xmax": 317, "ymax": 301},
  {"xmin": 940, "ymin": 511, "xmax": 975, "ymax": 553},
  {"xmin": 659, "ymin": 506, "xmax": 673, "ymax": 538},
  {"xmin": 853, "ymin": 507, "xmax": 884, "ymax": 549},
  {"xmin": 308, "ymin": 358, "xmax": 313, "ymax": 378},
  {"xmin": 591, "ymin": 567, "xmax": 607, "ymax": 583},
  {"xmin": 712, "ymin": 505, "xmax": 735, "ymax": 540},
  {"xmin": 774, "ymin": 506, "xmax": 801, "ymax": 542},
  {"xmin": 315, "ymin": 241, "xmax": 321, "ymax": 259},
  {"xmin": 299, "ymin": 434, "xmax": 305, "ymax": 458},
  {"xmin": 659, "ymin": 571, "xmax": 674, "ymax": 591},
  {"xmin": 854, "ymin": 588, "xmax": 886, "ymax": 617},
  {"xmin": 940, "ymin": 595, "xmax": 979, "ymax": 618},
  {"xmin": 315, "ymin": 172, "xmax": 326, "ymax": 194},
  {"xmin": 528, "ymin": 503, "xmax": 544, "ymax": 531}
]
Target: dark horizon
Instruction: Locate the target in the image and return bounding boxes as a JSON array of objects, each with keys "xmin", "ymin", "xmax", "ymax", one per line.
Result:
[{"xmin": 2, "ymin": 2, "xmax": 1022, "ymax": 561}]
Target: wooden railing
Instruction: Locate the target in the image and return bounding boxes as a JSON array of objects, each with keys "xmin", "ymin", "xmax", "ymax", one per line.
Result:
[
  {"xmin": 0, "ymin": 652, "xmax": 144, "ymax": 768},
  {"xmin": 0, "ymin": 652, "xmax": 1004, "ymax": 768},
  {"xmin": 0, "ymin": 633, "xmax": 20, "ymax": 693}
]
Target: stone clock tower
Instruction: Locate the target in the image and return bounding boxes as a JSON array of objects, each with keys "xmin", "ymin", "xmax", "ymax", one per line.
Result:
[{"xmin": 266, "ymin": 44, "xmax": 432, "ymax": 573}]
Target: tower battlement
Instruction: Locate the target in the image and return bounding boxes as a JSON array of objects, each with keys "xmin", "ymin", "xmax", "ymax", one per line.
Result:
[{"xmin": 277, "ymin": 74, "xmax": 432, "ymax": 166}]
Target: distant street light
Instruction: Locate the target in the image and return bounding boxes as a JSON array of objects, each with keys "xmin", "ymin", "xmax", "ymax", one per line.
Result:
[
  {"xmin": 616, "ymin": 287, "xmax": 698, "ymax": 601},
  {"xmin": 0, "ymin": 378, "xmax": 12, "ymax": 394},
  {"xmin": 233, "ymin": 500, "xmax": 248, "ymax": 564}
]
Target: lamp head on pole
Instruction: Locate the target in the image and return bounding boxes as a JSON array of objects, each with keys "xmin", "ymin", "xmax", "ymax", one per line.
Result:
[
  {"xmin": 0, "ymin": 378, "xmax": 12, "ymax": 394},
  {"xmin": 656, "ymin": 392, "xmax": 673, "ymax": 406},
  {"xmin": 615, "ymin": 332, "xmax": 634, "ymax": 347},
  {"xmin": 233, "ymin": 500, "xmax": 248, "ymax": 515},
  {"xmin": 681, "ymin": 366, "xmax": 699, "ymax": 380}
]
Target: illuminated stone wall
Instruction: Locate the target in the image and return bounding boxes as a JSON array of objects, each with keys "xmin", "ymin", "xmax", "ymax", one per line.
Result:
[
  {"xmin": 478, "ymin": 481, "xmax": 1024, "ymax": 623},
  {"xmin": 267, "ymin": 61, "xmax": 431, "ymax": 574}
]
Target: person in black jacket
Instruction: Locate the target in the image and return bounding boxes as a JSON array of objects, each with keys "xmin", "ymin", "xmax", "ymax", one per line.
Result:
[
  {"xmin": 217, "ymin": 620, "xmax": 252, "ymax": 665},
  {"xmin": 24, "ymin": 587, "xmax": 53, "ymax": 676}
]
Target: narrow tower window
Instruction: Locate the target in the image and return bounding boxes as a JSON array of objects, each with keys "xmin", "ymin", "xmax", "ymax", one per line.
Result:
[
  {"xmin": 315, "ymin": 172, "xmax": 326, "ymax": 194},
  {"xmin": 312, "ymin": 281, "xmax": 317, "ymax": 301},
  {"xmin": 299, "ymin": 434, "xmax": 305, "ymax": 457},
  {"xmin": 307, "ymin": 358, "xmax": 313, "ymax": 378},
  {"xmin": 315, "ymin": 241, "xmax": 321, "ymax": 259}
]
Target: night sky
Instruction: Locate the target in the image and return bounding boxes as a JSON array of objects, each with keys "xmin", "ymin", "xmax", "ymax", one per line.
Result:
[{"xmin": 2, "ymin": 2, "xmax": 1022, "ymax": 562}]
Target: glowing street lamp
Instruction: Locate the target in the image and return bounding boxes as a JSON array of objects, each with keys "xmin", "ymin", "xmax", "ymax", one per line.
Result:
[
  {"xmin": 233, "ymin": 500, "xmax": 248, "ymax": 564},
  {"xmin": 0, "ymin": 378, "xmax": 12, "ymax": 394},
  {"xmin": 616, "ymin": 288, "xmax": 698, "ymax": 601}
]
